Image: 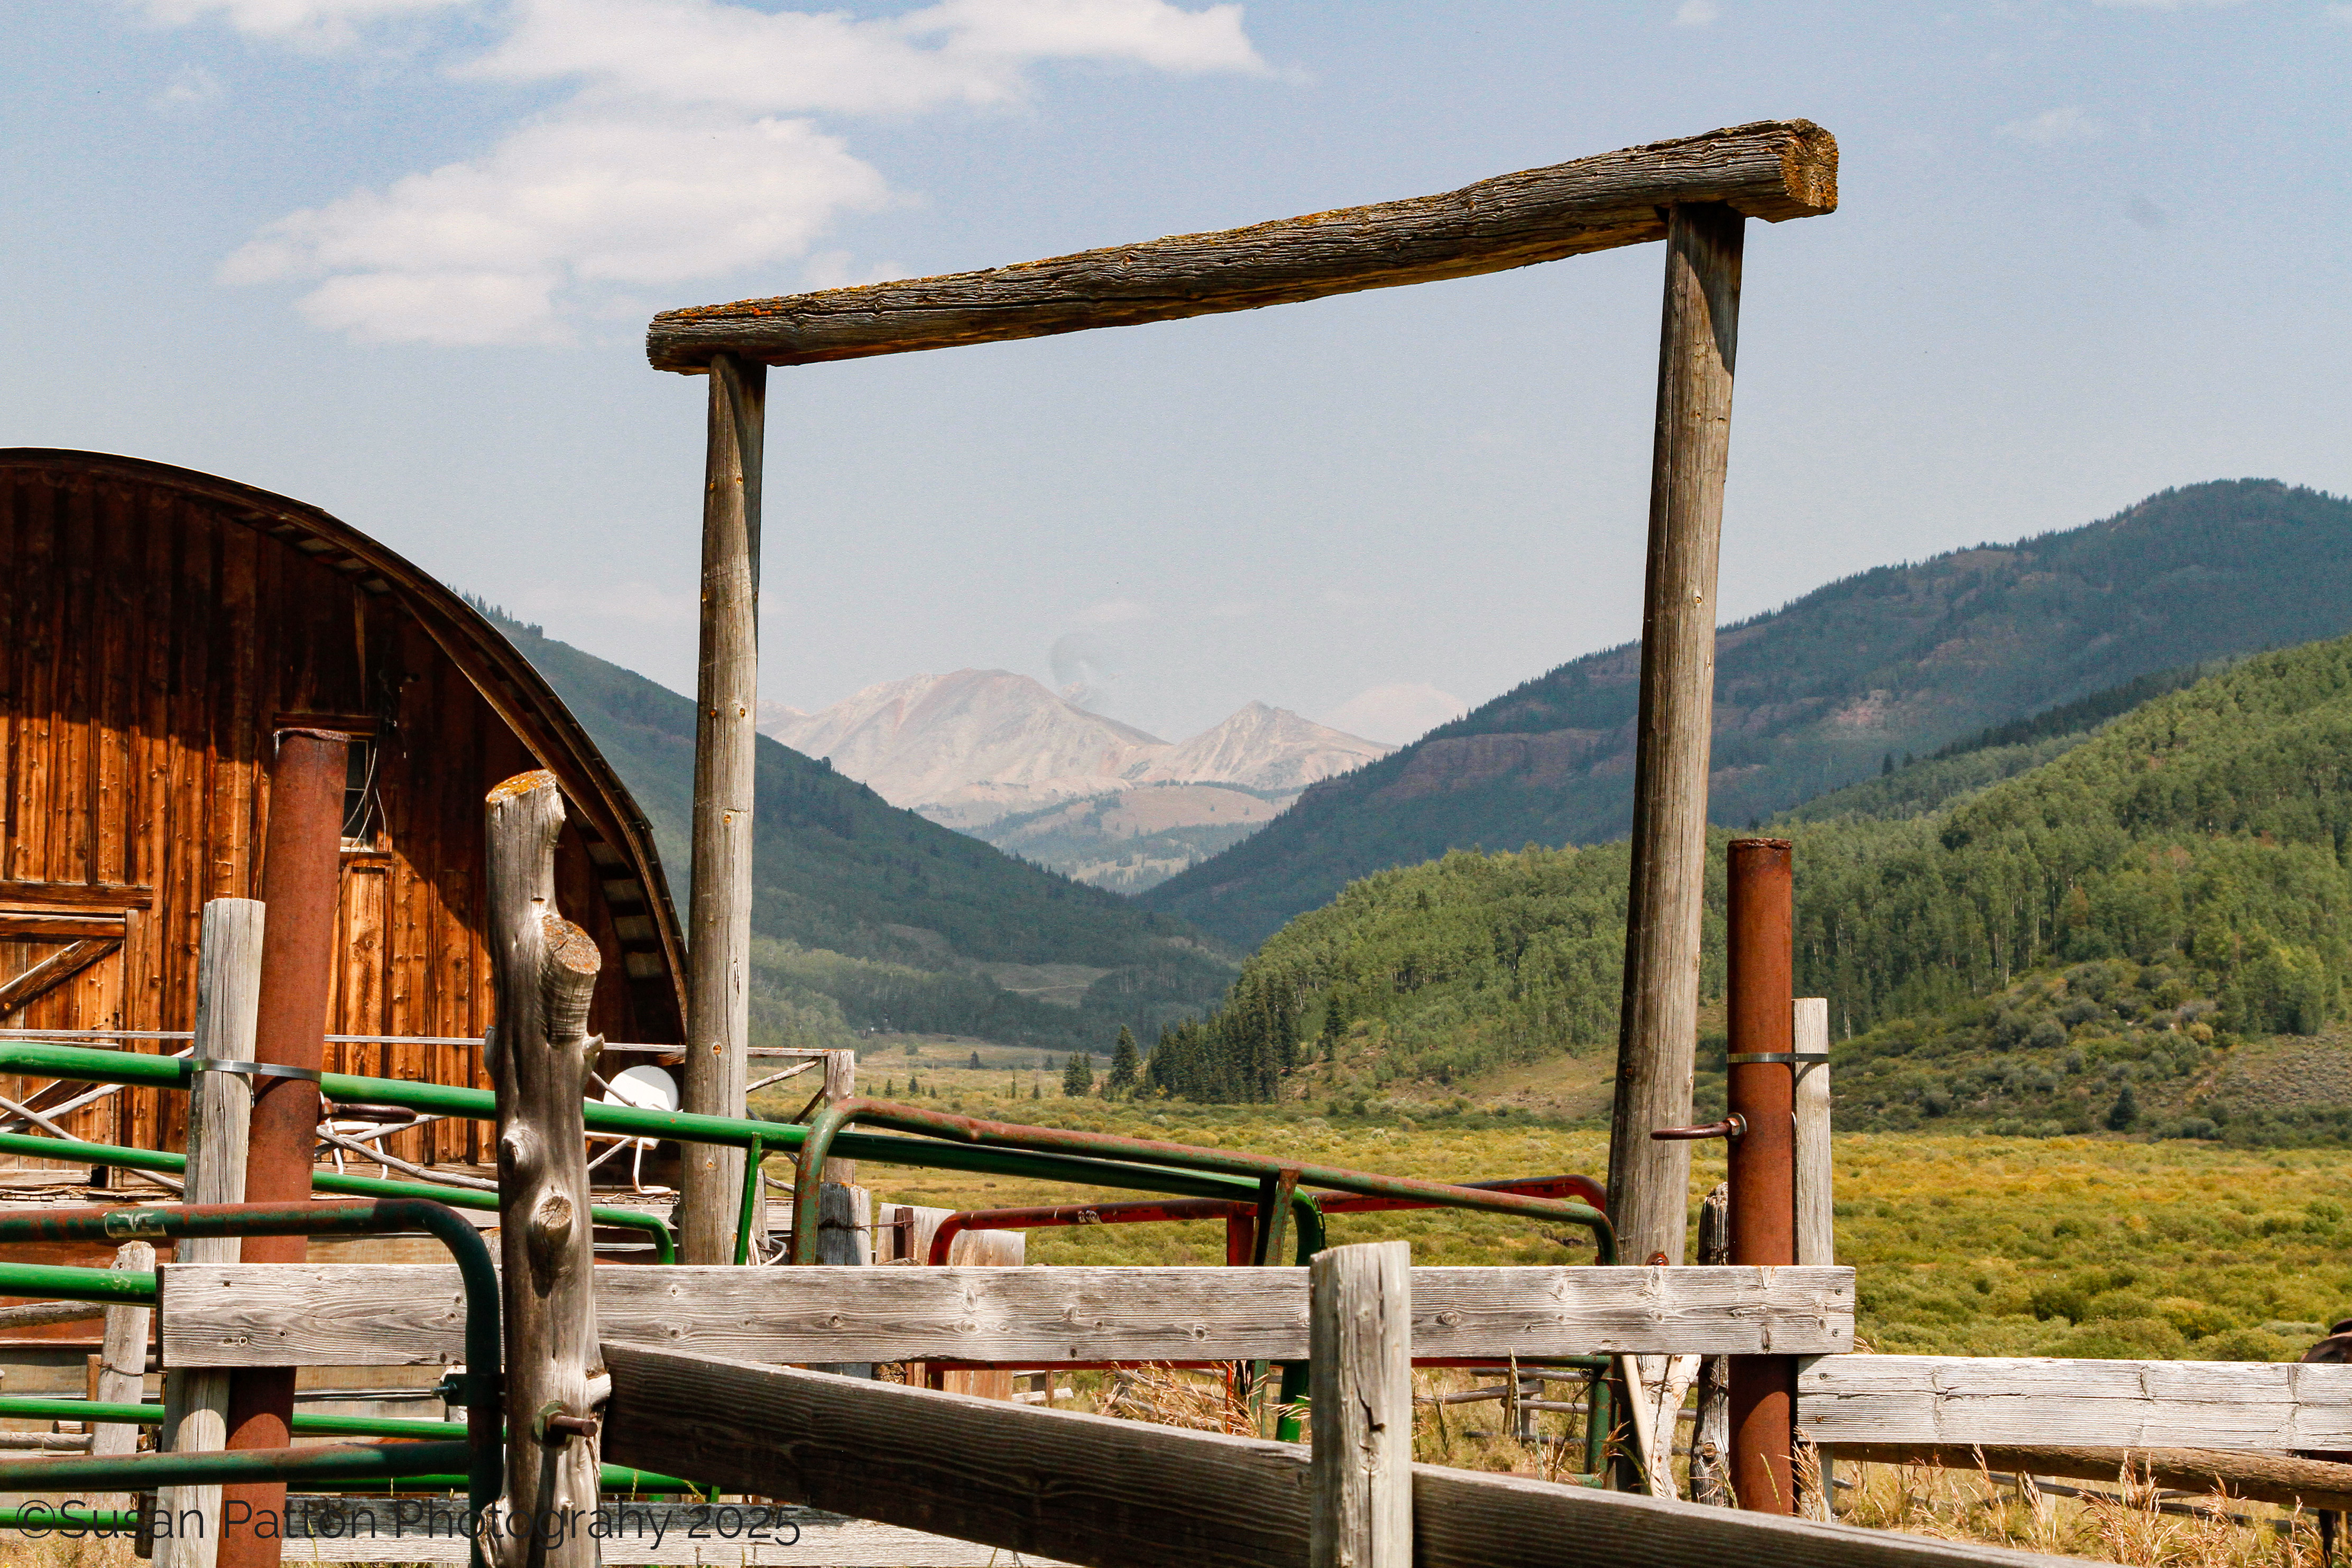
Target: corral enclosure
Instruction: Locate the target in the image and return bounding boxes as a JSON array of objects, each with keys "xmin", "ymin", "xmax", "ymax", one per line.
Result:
[{"xmin": 0, "ymin": 450, "xmax": 685, "ymax": 1169}]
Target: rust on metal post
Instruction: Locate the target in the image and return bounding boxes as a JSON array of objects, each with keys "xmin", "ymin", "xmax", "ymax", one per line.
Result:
[
  {"xmin": 1725, "ymin": 837, "xmax": 1796, "ymax": 1515},
  {"xmin": 220, "ymin": 727, "xmax": 350, "ymax": 1568}
]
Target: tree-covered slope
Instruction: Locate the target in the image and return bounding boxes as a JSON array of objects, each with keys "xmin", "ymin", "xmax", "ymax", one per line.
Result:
[
  {"xmin": 1143, "ymin": 481, "xmax": 2352, "ymax": 947},
  {"xmin": 477, "ymin": 607, "xmax": 1233, "ymax": 1051},
  {"xmin": 1152, "ymin": 633, "xmax": 2352, "ymax": 1143}
]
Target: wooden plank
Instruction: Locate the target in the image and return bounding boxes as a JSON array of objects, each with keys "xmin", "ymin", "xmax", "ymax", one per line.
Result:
[
  {"xmin": 1797, "ymin": 1354, "xmax": 2352, "ymax": 1451},
  {"xmin": 0, "ymin": 882, "xmax": 152, "ymax": 910},
  {"xmin": 1404, "ymin": 1465, "xmax": 2084, "ymax": 1568},
  {"xmin": 1606, "ymin": 200, "xmax": 1744, "ymax": 1268},
  {"xmin": 1310, "ymin": 1242, "xmax": 1411, "ymax": 1568},
  {"xmin": 646, "ymin": 121, "xmax": 1836, "ymax": 372},
  {"xmin": 934, "ymin": 1228, "xmax": 1023, "ymax": 1398},
  {"xmin": 601, "ymin": 1342, "xmax": 2084, "ymax": 1568},
  {"xmin": 0, "ymin": 911, "xmax": 127, "ymax": 939},
  {"xmin": 159, "ymin": 1265, "xmax": 1856, "ymax": 1369}
]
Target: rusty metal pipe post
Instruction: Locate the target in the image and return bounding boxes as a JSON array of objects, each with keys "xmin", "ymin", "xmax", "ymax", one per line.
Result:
[
  {"xmin": 1725, "ymin": 837, "xmax": 1796, "ymax": 1514},
  {"xmin": 222, "ymin": 728, "xmax": 350, "ymax": 1568}
]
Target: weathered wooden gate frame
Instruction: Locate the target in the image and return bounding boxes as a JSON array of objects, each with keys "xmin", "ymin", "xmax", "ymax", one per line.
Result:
[{"xmin": 644, "ymin": 120, "xmax": 1841, "ymax": 1265}]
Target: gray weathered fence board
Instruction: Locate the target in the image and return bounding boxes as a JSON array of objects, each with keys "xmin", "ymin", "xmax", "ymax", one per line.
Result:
[
  {"xmin": 602, "ymin": 1342, "xmax": 2090, "ymax": 1568},
  {"xmin": 158, "ymin": 1264, "xmax": 1853, "ymax": 1368},
  {"xmin": 1798, "ymin": 1354, "xmax": 2352, "ymax": 1451}
]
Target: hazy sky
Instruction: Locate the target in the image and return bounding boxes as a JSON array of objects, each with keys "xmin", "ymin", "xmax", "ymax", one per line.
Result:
[{"xmin": 6, "ymin": 2, "xmax": 2348, "ymax": 744}]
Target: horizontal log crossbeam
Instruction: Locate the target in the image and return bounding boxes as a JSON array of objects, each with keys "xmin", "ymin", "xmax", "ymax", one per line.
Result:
[
  {"xmin": 645, "ymin": 120, "xmax": 1836, "ymax": 372},
  {"xmin": 158, "ymin": 1263, "xmax": 1854, "ymax": 1368}
]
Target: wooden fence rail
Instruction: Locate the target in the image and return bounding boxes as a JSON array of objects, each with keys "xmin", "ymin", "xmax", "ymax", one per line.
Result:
[
  {"xmin": 601, "ymin": 1341, "xmax": 2089, "ymax": 1568},
  {"xmin": 158, "ymin": 1263, "xmax": 1854, "ymax": 1368},
  {"xmin": 1798, "ymin": 1355, "xmax": 2352, "ymax": 1452}
]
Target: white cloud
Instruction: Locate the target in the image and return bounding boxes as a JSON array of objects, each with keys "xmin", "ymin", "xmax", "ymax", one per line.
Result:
[
  {"xmin": 152, "ymin": 64, "xmax": 225, "ymax": 110},
  {"xmin": 138, "ymin": 0, "xmax": 466, "ymax": 45},
  {"xmin": 463, "ymin": 0, "xmax": 1260, "ymax": 113},
  {"xmin": 1321, "ymin": 683, "xmax": 1466, "ymax": 746},
  {"xmin": 206, "ymin": 0, "xmax": 1266, "ymax": 344},
  {"xmin": 1997, "ymin": 105, "xmax": 2105, "ymax": 144},
  {"xmin": 1673, "ymin": 1, "xmax": 1720, "ymax": 26},
  {"xmin": 223, "ymin": 116, "xmax": 891, "ymax": 344}
]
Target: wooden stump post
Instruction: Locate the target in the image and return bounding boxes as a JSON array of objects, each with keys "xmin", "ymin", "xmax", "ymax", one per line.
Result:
[
  {"xmin": 1607, "ymin": 201, "xmax": 1743, "ymax": 1271},
  {"xmin": 681, "ymin": 351, "xmax": 765, "ymax": 1265},
  {"xmin": 1793, "ymin": 998, "xmax": 1834, "ymax": 1268},
  {"xmin": 820, "ymin": 1048, "xmax": 855, "ymax": 1186},
  {"xmin": 90, "ymin": 1241, "xmax": 154, "ymax": 1516},
  {"xmin": 1308, "ymin": 1240, "xmax": 1411, "ymax": 1568},
  {"xmin": 1688, "ymin": 1181, "xmax": 1732, "ymax": 1508},
  {"xmin": 482, "ymin": 771, "xmax": 605, "ymax": 1567},
  {"xmin": 158, "ymin": 896, "xmax": 264, "ymax": 1568}
]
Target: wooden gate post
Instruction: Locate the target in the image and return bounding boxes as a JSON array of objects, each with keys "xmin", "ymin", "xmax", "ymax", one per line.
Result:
[
  {"xmin": 1309, "ymin": 1240, "xmax": 1412, "ymax": 1568},
  {"xmin": 1726, "ymin": 837, "xmax": 1796, "ymax": 1514},
  {"xmin": 483, "ymin": 771, "xmax": 606, "ymax": 1567},
  {"xmin": 157, "ymin": 897, "xmax": 263, "ymax": 1568},
  {"xmin": 223, "ymin": 730, "xmax": 348, "ymax": 1568},
  {"xmin": 681, "ymin": 351, "xmax": 766, "ymax": 1265},
  {"xmin": 1607, "ymin": 202, "xmax": 1744, "ymax": 1270},
  {"xmin": 1793, "ymin": 997, "xmax": 1834, "ymax": 1268}
]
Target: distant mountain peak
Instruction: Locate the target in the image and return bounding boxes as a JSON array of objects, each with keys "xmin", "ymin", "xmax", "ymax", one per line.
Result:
[{"xmin": 762, "ymin": 669, "xmax": 1392, "ymax": 851}]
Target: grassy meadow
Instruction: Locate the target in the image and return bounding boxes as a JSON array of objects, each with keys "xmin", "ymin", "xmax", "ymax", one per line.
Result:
[{"xmin": 769, "ymin": 1052, "xmax": 2352, "ymax": 1361}]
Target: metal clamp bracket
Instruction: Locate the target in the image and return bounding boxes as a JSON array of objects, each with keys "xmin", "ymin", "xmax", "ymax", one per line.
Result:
[
  {"xmin": 188, "ymin": 1058, "xmax": 323, "ymax": 1085},
  {"xmin": 1725, "ymin": 1053, "xmax": 1830, "ymax": 1066}
]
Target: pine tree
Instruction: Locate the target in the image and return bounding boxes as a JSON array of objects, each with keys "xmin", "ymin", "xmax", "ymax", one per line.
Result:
[
  {"xmin": 883, "ymin": 1078, "xmax": 896, "ymax": 1097},
  {"xmin": 908, "ymin": 1072, "xmax": 922, "ymax": 1096},
  {"xmin": 1062, "ymin": 1050, "xmax": 1094, "ymax": 1096},
  {"xmin": 2106, "ymin": 1083, "xmax": 2138, "ymax": 1131},
  {"xmin": 1106, "ymin": 1027, "xmax": 1140, "ymax": 1096},
  {"xmin": 969, "ymin": 1050, "xmax": 982, "ymax": 1070},
  {"xmin": 1031, "ymin": 1081, "xmax": 1042, "ymax": 1100}
]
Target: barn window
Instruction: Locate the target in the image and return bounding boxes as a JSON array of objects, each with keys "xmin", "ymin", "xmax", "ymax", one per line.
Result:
[{"xmin": 342, "ymin": 740, "xmax": 382, "ymax": 849}]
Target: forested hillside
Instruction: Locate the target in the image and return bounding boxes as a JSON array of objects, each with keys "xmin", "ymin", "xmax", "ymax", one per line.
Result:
[
  {"xmin": 476, "ymin": 606, "xmax": 1232, "ymax": 1052},
  {"xmin": 1145, "ymin": 481, "xmax": 2352, "ymax": 947},
  {"xmin": 1148, "ymin": 634, "xmax": 2352, "ymax": 1144}
]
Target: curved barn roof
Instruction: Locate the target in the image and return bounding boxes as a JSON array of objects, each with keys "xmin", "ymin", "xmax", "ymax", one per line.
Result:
[{"xmin": 0, "ymin": 447, "xmax": 687, "ymax": 1036}]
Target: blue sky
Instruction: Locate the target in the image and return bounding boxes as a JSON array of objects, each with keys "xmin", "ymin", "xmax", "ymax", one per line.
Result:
[{"xmin": 5, "ymin": 1, "xmax": 2348, "ymax": 743}]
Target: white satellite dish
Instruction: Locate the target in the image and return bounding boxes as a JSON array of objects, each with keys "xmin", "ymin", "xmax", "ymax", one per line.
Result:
[{"xmin": 602, "ymin": 1064, "xmax": 680, "ymax": 1113}]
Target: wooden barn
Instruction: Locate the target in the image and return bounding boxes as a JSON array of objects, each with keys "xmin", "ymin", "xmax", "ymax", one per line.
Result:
[{"xmin": 0, "ymin": 449, "xmax": 686, "ymax": 1172}]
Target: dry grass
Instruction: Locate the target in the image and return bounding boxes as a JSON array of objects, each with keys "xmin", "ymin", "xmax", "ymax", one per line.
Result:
[{"xmin": 1834, "ymin": 1455, "xmax": 2327, "ymax": 1566}]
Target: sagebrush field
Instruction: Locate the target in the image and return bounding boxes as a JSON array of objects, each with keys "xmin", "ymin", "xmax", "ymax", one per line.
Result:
[{"xmin": 782, "ymin": 1078, "xmax": 2352, "ymax": 1360}]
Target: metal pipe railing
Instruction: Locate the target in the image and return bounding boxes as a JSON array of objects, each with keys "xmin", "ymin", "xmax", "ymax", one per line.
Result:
[
  {"xmin": 789, "ymin": 1099, "xmax": 1616, "ymax": 1266},
  {"xmin": 0, "ymin": 1129, "xmax": 677, "ymax": 1263},
  {"xmin": 0, "ymin": 1042, "xmax": 1615, "ymax": 1272},
  {"xmin": 0, "ymin": 1399, "xmax": 696, "ymax": 1493},
  {"xmin": 0, "ymin": 1043, "xmax": 1278, "ymax": 1258},
  {"xmin": 0, "ymin": 1201, "xmax": 500, "ymax": 1532}
]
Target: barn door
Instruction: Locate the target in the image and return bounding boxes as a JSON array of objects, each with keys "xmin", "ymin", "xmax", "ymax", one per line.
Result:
[{"xmin": 0, "ymin": 889, "xmax": 139, "ymax": 1152}]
